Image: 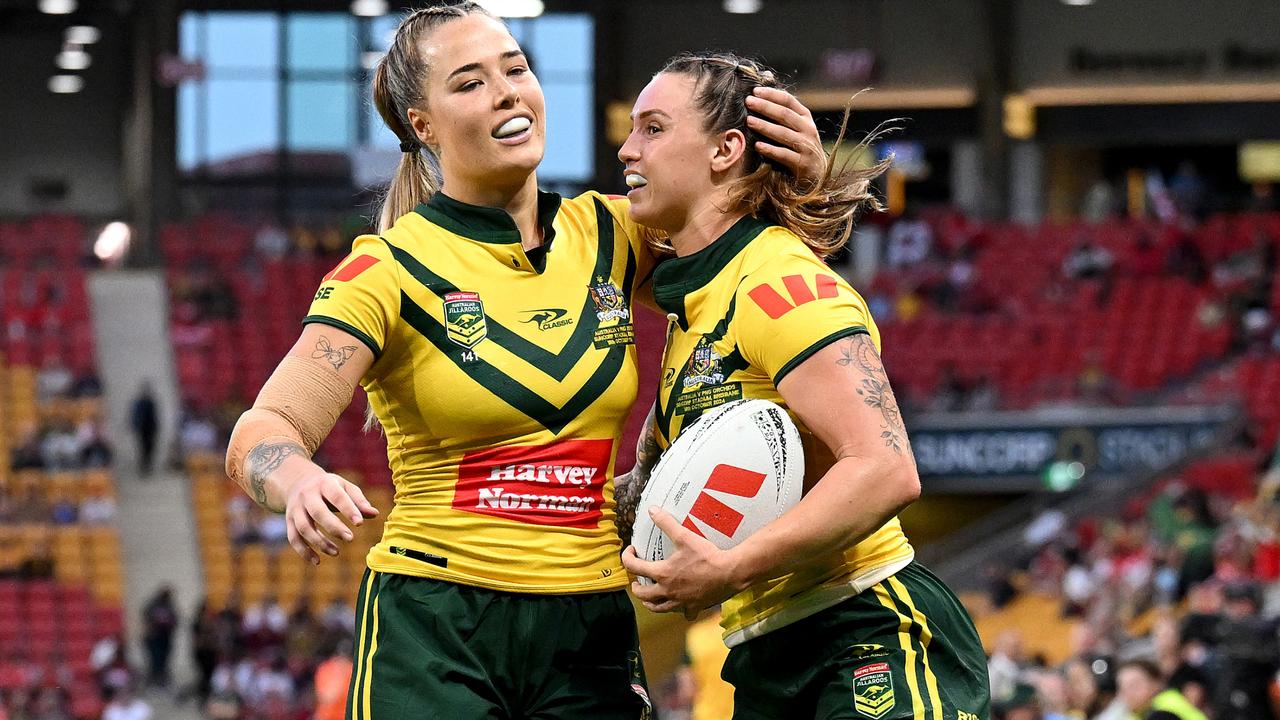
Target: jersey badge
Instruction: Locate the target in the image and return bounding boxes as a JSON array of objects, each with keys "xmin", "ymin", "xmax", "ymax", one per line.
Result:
[
  {"xmin": 589, "ymin": 276, "xmax": 630, "ymax": 323},
  {"xmin": 853, "ymin": 662, "xmax": 896, "ymax": 718},
  {"xmin": 444, "ymin": 291, "xmax": 488, "ymax": 348},
  {"xmin": 682, "ymin": 338, "xmax": 726, "ymax": 390}
]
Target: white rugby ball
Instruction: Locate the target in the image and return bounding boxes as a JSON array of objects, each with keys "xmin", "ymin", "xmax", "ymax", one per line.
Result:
[{"xmin": 632, "ymin": 399, "xmax": 803, "ymax": 584}]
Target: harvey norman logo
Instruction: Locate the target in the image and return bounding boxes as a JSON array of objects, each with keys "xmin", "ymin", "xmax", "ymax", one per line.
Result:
[{"xmin": 455, "ymin": 439, "xmax": 614, "ymax": 528}]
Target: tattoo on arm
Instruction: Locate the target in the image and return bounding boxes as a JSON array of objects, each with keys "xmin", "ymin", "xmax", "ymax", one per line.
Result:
[
  {"xmin": 246, "ymin": 441, "xmax": 305, "ymax": 510},
  {"xmin": 615, "ymin": 407, "xmax": 662, "ymax": 545},
  {"xmin": 838, "ymin": 334, "xmax": 912, "ymax": 457},
  {"xmin": 312, "ymin": 335, "xmax": 358, "ymax": 371}
]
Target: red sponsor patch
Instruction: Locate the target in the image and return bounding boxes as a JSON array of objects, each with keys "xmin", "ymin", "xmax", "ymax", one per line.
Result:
[
  {"xmin": 322, "ymin": 254, "xmax": 380, "ymax": 282},
  {"xmin": 855, "ymin": 662, "xmax": 890, "ymax": 678},
  {"xmin": 454, "ymin": 439, "xmax": 614, "ymax": 528},
  {"xmin": 747, "ymin": 274, "xmax": 841, "ymax": 319}
]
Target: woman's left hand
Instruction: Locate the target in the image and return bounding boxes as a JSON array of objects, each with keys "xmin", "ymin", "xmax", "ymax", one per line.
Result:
[
  {"xmin": 621, "ymin": 507, "xmax": 741, "ymax": 619},
  {"xmin": 746, "ymin": 86, "xmax": 826, "ymax": 184}
]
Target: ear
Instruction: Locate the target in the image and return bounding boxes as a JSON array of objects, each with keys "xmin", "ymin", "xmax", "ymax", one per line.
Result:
[
  {"xmin": 406, "ymin": 106, "xmax": 437, "ymax": 149},
  {"xmin": 710, "ymin": 128, "xmax": 748, "ymax": 174}
]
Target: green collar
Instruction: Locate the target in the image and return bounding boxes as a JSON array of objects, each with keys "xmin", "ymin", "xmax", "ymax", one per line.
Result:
[
  {"xmin": 415, "ymin": 189, "xmax": 562, "ymax": 246},
  {"xmin": 651, "ymin": 215, "xmax": 772, "ymax": 323}
]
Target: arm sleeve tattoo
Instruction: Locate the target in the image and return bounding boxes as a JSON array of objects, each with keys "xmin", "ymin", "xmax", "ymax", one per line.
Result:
[
  {"xmin": 837, "ymin": 334, "xmax": 913, "ymax": 458},
  {"xmin": 615, "ymin": 405, "xmax": 661, "ymax": 546}
]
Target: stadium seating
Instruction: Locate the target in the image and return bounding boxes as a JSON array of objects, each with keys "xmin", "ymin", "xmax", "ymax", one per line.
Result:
[{"xmin": 0, "ymin": 215, "xmax": 126, "ymax": 720}]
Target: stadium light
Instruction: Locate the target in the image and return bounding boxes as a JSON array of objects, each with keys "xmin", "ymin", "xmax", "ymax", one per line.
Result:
[
  {"xmin": 94, "ymin": 222, "xmax": 132, "ymax": 265},
  {"xmin": 1061, "ymin": 0, "xmax": 1096, "ymax": 5},
  {"xmin": 57, "ymin": 47, "xmax": 92, "ymax": 71},
  {"xmin": 474, "ymin": 0, "xmax": 544, "ymax": 18},
  {"xmin": 65, "ymin": 26, "xmax": 101, "ymax": 45},
  {"xmin": 350, "ymin": 0, "xmax": 388, "ymax": 17},
  {"xmin": 39, "ymin": 0, "xmax": 76, "ymax": 14},
  {"xmin": 48, "ymin": 75, "xmax": 84, "ymax": 94},
  {"xmin": 723, "ymin": 0, "xmax": 763, "ymax": 13}
]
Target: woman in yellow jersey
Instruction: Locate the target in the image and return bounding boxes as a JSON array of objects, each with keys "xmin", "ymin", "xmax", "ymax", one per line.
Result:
[
  {"xmin": 224, "ymin": 5, "xmax": 825, "ymax": 719},
  {"xmin": 617, "ymin": 53, "xmax": 992, "ymax": 720}
]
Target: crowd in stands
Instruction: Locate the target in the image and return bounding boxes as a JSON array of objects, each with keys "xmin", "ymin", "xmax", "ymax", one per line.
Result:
[{"xmin": 981, "ymin": 441, "xmax": 1280, "ymax": 720}]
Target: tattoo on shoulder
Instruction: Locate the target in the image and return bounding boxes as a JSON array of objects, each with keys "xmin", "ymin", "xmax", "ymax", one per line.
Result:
[
  {"xmin": 838, "ymin": 334, "xmax": 912, "ymax": 457},
  {"xmin": 246, "ymin": 441, "xmax": 304, "ymax": 509},
  {"xmin": 312, "ymin": 335, "xmax": 358, "ymax": 371}
]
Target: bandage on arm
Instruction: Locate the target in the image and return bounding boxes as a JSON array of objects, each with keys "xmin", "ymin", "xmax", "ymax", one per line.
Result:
[{"xmin": 226, "ymin": 354, "xmax": 357, "ymax": 511}]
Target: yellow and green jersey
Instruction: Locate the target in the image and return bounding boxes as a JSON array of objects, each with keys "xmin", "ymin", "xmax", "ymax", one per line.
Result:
[
  {"xmin": 651, "ymin": 215, "xmax": 915, "ymax": 646},
  {"xmin": 304, "ymin": 189, "xmax": 654, "ymax": 594}
]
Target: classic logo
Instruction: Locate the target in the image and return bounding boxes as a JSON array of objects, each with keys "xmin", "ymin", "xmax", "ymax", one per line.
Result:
[
  {"xmin": 454, "ymin": 439, "xmax": 614, "ymax": 528},
  {"xmin": 853, "ymin": 663, "xmax": 895, "ymax": 718},
  {"xmin": 682, "ymin": 338, "xmax": 725, "ymax": 390},
  {"xmin": 589, "ymin": 276, "xmax": 630, "ymax": 323},
  {"xmin": 444, "ymin": 291, "xmax": 488, "ymax": 348},
  {"xmin": 521, "ymin": 307, "xmax": 574, "ymax": 331}
]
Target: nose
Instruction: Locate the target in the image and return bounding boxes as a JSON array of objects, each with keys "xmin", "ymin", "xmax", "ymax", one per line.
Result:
[
  {"xmin": 618, "ymin": 130, "xmax": 639, "ymax": 164},
  {"xmin": 494, "ymin": 76, "xmax": 519, "ymax": 109}
]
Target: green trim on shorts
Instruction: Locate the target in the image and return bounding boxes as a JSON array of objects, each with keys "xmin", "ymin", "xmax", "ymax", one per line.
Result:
[{"xmin": 724, "ymin": 562, "xmax": 991, "ymax": 720}]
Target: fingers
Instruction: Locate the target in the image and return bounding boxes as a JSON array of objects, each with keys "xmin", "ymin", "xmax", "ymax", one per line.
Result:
[
  {"xmin": 296, "ymin": 499, "xmax": 341, "ymax": 557},
  {"xmin": 344, "ymin": 480, "xmax": 380, "ymax": 518},
  {"xmin": 285, "ymin": 517, "xmax": 321, "ymax": 566},
  {"xmin": 746, "ymin": 89, "xmax": 811, "ymax": 132},
  {"xmin": 752, "ymin": 86, "xmax": 813, "ymax": 117},
  {"xmin": 322, "ymin": 479, "xmax": 365, "ymax": 527},
  {"xmin": 641, "ymin": 599, "xmax": 683, "ymax": 614},
  {"xmin": 620, "ymin": 545, "xmax": 658, "ymax": 579},
  {"xmin": 754, "ymin": 142, "xmax": 805, "ymax": 172},
  {"xmin": 746, "ymin": 113, "xmax": 808, "ymax": 153},
  {"xmin": 648, "ymin": 507, "xmax": 693, "ymax": 543},
  {"xmin": 307, "ymin": 493, "xmax": 354, "ymax": 544}
]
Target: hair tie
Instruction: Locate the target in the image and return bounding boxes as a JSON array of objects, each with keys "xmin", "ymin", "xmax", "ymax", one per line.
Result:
[{"xmin": 399, "ymin": 139, "xmax": 418, "ymax": 153}]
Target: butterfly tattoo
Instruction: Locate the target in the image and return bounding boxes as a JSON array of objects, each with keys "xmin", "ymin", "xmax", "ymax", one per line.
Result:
[{"xmin": 313, "ymin": 336, "xmax": 358, "ymax": 371}]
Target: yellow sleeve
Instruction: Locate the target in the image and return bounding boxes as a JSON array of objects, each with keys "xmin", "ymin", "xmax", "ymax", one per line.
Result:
[
  {"xmin": 735, "ymin": 248, "xmax": 878, "ymax": 385},
  {"xmin": 301, "ymin": 234, "xmax": 400, "ymax": 360}
]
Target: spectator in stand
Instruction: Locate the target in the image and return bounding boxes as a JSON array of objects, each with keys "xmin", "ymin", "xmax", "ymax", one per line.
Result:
[
  {"xmin": 177, "ymin": 404, "xmax": 219, "ymax": 457},
  {"xmin": 100, "ymin": 684, "xmax": 151, "ymax": 720},
  {"xmin": 79, "ymin": 486, "xmax": 117, "ymax": 525},
  {"xmin": 1062, "ymin": 238, "xmax": 1114, "ymax": 281},
  {"xmin": 9, "ymin": 422, "xmax": 44, "ymax": 471},
  {"xmin": 38, "ymin": 419, "xmax": 80, "ymax": 471},
  {"xmin": 1117, "ymin": 659, "xmax": 1206, "ymax": 720},
  {"xmin": 129, "ymin": 382, "xmax": 159, "ymax": 477},
  {"xmin": 1214, "ymin": 581, "xmax": 1279, "ymax": 720},
  {"xmin": 886, "ymin": 211, "xmax": 933, "ymax": 267},
  {"xmin": 141, "ymin": 585, "xmax": 178, "ymax": 688},
  {"xmin": 1081, "ymin": 177, "xmax": 1120, "ymax": 223},
  {"xmin": 1076, "ymin": 351, "xmax": 1115, "ymax": 405},
  {"xmin": 1169, "ymin": 162, "xmax": 1206, "ymax": 220},
  {"xmin": 75, "ymin": 414, "xmax": 112, "ymax": 468},
  {"xmin": 35, "ymin": 357, "xmax": 73, "ymax": 403},
  {"xmin": 70, "ymin": 367, "xmax": 103, "ymax": 398},
  {"xmin": 989, "ymin": 630, "xmax": 1028, "ymax": 705},
  {"xmin": 191, "ymin": 600, "xmax": 220, "ymax": 704},
  {"xmin": 311, "ymin": 639, "xmax": 353, "ymax": 720},
  {"xmin": 1166, "ymin": 231, "xmax": 1209, "ymax": 284},
  {"xmin": 49, "ymin": 494, "xmax": 77, "ymax": 525}
]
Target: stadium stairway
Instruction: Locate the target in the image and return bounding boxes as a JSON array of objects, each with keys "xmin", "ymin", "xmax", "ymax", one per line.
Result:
[{"xmin": 88, "ymin": 270, "xmax": 203, "ymax": 712}]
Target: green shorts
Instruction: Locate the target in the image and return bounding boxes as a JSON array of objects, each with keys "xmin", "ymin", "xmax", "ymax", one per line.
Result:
[
  {"xmin": 723, "ymin": 562, "xmax": 990, "ymax": 720},
  {"xmin": 346, "ymin": 569, "xmax": 651, "ymax": 720}
]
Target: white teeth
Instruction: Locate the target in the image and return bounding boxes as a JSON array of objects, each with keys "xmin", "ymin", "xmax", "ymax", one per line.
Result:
[
  {"xmin": 494, "ymin": 116, "xmax": 531, "ymax": 138},
  {"xmin": 625, "ymin": 173, "xmax": 648, "ymax": 188}
]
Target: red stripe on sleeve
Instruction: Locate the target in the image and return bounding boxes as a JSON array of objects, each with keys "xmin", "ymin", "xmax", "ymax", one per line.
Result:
[
  {"xmin": 815, "ymin": 274, "xmax": 839, "ymax": 299},
  {"xmin": 331, "ymin": 254, "xmax": 380, "ymax": 282},
  {"xmin": 747, "ymin": 283, "xmax": 794, "ymax": 319},
  {"xmin": 782, "ymin": 274, "xmax": 816, "ymax": 306}
]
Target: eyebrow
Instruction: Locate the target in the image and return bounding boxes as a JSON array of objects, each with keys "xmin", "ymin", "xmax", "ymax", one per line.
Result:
[
  {"xmin": 446, "ymin": 50, "xmax": 526, "ymax": 83},
  {"xmin": 631, "ymin": 109, "xmax": 672, "ymax": 121}
]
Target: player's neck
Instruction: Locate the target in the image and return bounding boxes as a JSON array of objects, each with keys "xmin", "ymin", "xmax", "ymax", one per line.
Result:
[
  {"xmin": 440, "ymin": 172, "xmax": 544, "ymax": 250},
  {"xmin": 669, "ymin": 199, "xmax": 748, "ymax": 258}
]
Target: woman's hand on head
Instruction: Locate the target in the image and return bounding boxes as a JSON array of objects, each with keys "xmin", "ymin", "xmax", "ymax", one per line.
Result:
[
  {"xmin": 745, "ymin": 86, "xmax": 826, "ymax": 185},
  {"xmin": 284, "ymin": 470, "xmax": 379, "ymax": 565}
]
